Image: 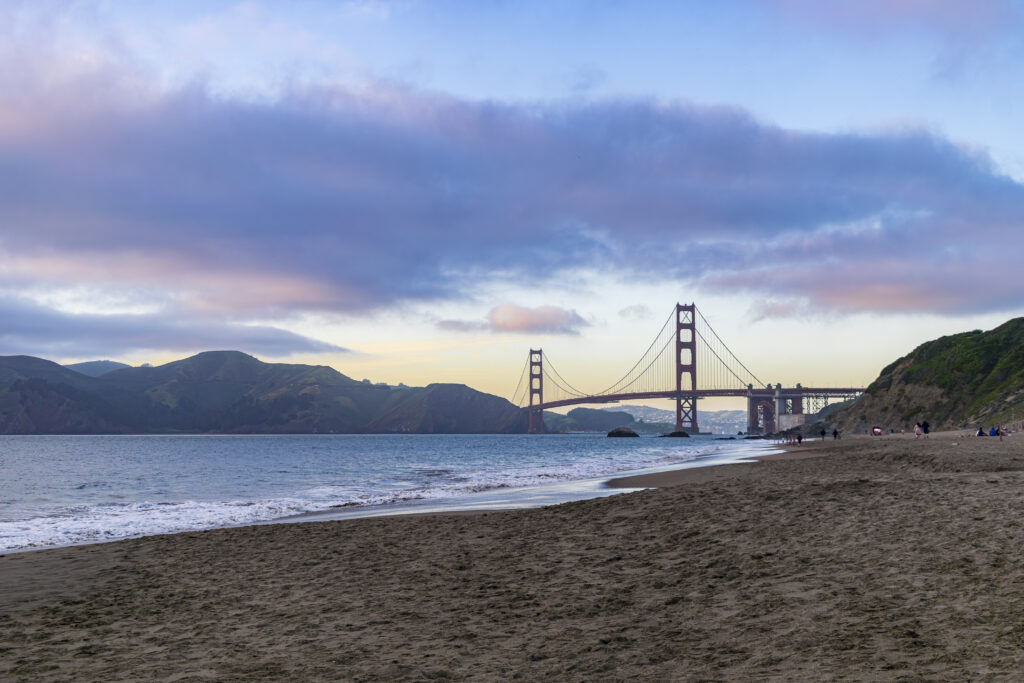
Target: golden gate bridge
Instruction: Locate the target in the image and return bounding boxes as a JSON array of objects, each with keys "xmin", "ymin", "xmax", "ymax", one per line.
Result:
[{"xmin": 511, "ymin": 303, "xmax": 863, "ymax": 435}]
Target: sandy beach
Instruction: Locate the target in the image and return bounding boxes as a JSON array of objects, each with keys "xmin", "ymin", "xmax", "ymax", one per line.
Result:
[{"xmin": 4, "ymin": 432, "xmax": 1024, "ymax": 680}]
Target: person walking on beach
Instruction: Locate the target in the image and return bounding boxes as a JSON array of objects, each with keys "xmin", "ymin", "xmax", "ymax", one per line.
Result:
[
  {"xmin": 832, "ymin": 428, "xmax": 839, "ymax": 440},
  {"xmin": 922, "ymin": 420, "xmax": 930, "ymax": 438},
  {"xmin": 820, "ymin": 428, "xmax": 826, "ymax": 441},
  {"xmin": 914, "ymin": 423, "xmax": 922, "ymax": 439}
]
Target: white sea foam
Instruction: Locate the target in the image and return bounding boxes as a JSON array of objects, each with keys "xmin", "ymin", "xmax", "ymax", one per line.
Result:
[
  {"xmin": 0, "ymin": 499, "xmax": 302, "ymax": 551},
  {"xmin": 0, "ymin": 438, "xmax": 770, "ymax": 552}
]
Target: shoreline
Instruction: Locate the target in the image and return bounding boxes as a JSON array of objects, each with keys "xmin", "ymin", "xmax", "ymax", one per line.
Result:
[
  {"xmin": 603, "ymin": 430, "xmax": 982, "ymax": 489},
  {"xmin": 604, "ymin": 445, "xmax": 815, "ymax": 488},
  {"xmin": 1, "ymin": 436, "xmax": 778, "ymax": 556},
  {"xmin": 6, "ymin": 433, "xmax": 1024, "ymax": 678},
  {"xmin": 285, "ymin": 438, "xmax": 781, "ymax": 524}
]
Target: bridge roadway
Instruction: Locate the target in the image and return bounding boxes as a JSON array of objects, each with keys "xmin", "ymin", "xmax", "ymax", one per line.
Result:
[{"xmin": 531, "ymin": 387, "xmax": 864, "ymax": 412}]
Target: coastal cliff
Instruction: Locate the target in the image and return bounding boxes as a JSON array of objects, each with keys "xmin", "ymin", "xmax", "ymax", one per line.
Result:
[{"xmin": 837, "ymin": 317, "xmax": 1024, "ymax": 432}]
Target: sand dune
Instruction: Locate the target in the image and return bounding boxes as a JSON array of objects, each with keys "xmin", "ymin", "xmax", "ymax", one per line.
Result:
[{"xmin": 4, "ymin": 432, "xmax": 1024, "ymax": 680}]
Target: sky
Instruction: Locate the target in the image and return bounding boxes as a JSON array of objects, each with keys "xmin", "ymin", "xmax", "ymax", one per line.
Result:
[{"xmin": 2, "ymin": 0, "xmax": 1024, "ymax": 410}]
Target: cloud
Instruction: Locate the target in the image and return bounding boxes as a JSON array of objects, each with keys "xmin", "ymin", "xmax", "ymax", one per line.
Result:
[
  {"xmin": 488, "ymin": 305, "xmax": 588, "ymax": 334},
  {"xmin": 0, "ymin": 296, "xmax": 346, "ymax": 359},
  {"xmin": 767, "ymin": 0, "xmax": 1023, "ymax": 84},
  {"xmin": 436, "ymin": 318, "xmax": 487, "ymax": 333},
  {"xmin": 747, "ymin": 299, "xmax": 809, "ymax": 322},
  {"xmin": 440, "ymin": 305, "xmax": 588, "ymax": 335},
  {"xmin": 1, "ymin": 45, "xmax": 1024, "ymax": 329},
  {"xmin": 565, "ymin": 64, "xmax": 607, "ymax": 94},
  {"xmin": 768, "ymin": 0, "xmax": 1018, "ymax": 42},
  {"xmin": 618, "ymin": 304, "xmax": 651, "ymax": 321}
]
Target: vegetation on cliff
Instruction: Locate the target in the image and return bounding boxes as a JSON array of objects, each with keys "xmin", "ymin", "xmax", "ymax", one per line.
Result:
[{"xmin": 838, "ymin": 318, "xmax": 1024, "ymax": 432}]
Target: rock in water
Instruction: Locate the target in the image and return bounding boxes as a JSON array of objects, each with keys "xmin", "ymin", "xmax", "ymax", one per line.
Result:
[
  {"xmin": 607, "ymin": 426, "xmax": 639, "ymax": 437},
  {"xmin": 661, "ymin": 431, "xmax": 690, "ymax": 437}
]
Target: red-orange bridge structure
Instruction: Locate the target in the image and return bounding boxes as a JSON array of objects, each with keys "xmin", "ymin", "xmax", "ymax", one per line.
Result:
[{"xmin": 511, "ymin": 303, "xmax": 863, "ymax": 435}]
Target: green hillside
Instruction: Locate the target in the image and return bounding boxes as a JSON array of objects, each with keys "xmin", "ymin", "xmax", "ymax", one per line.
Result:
[
  {"xmin": 96, "ymin": 351, "xmax": 370, "ymax": 432},
  {"xmin": 1, "ymin": 355, "xmax": 100, "ymax": 390},
  {"xmin": 364, "ymin": 383, "xmax": 526, "ymax": 433},
  {"xmin": 0, "ymin": 356, "xmax": 130, "ymax": 433},
  {"xmin": 838, "ymin": 318, "xmax": 1024, "ymax": 432}
]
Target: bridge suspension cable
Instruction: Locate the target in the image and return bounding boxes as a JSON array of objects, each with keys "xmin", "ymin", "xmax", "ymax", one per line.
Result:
[
  {"xmin": 512, "ymin": 302, "xmax": 768, "ymax": 408},
  {"xmin": 513, "ymin": 301, "xmax": 865, "ymax": 436},
  {"xmin": 591, "ymin": 307, "xmax": 677, "ymax": 397},
  {"xmin": 541, "ymin": 355, "xmax": 590, "ymax": 399},
  {"xmin": 693, "ymin": 308, "xmax": 765, "ymax": 389},
  {"xmin": 510, "ymin": 356, "xmax": 529, "ymax": 407}
]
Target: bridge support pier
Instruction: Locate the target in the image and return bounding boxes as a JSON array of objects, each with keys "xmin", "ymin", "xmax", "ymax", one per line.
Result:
[
  {"xmin": 747, "ymin": 386, "xmax": 754, "ymax": 434},
  {"xmin": 747, "ymin": 384, "xmax": 815, "ymax": 434},
  {"xmin": 775, "ymin": 383, "xmax": 807, "ymax": 432},
  {"xmin": 774, "ymin": 384, "xmax": 786, "ymax": 427},
  {"xmin": 746, "ymin": 384, "xmax": 776, "ymax": 434},
  {"xmin": 675, "ymin": 396, "xmax": 697, "ymax": 434}
]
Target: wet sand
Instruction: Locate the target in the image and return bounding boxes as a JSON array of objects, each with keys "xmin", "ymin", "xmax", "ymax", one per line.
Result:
[
  {"xmin": 604, "ymin": 443, "xmax": 837, "ymax": 488},
  {"xmin": 4, "ymin": 432, "xmax": 1024, "ymax": 680}
]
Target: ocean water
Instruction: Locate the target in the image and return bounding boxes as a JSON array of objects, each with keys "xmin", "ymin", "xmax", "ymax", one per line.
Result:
[{"xmin": 0, "ymin": 433, "xmax": 774, "ymax": 553}]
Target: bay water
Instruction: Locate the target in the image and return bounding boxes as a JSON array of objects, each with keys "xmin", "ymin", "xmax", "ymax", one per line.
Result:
[{"xmin": 0, "ymin": 433, "xmax": 774, "ymax": 553}]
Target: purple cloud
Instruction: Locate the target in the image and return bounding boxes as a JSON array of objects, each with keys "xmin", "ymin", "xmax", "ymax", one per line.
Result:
[
  {"xmin": 2, "ymin": 61, "xmax": 1024, "ymax": 329},
  {"xmin": 440, "ymin": 305, "xmax": 588, "ymax": 335},
  {"xmin": 768, "ymin": 0, "xmax": 1018, "ymax": 41}
]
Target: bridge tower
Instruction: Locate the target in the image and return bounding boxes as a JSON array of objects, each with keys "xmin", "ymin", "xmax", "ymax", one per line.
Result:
[
  {"xmin": 675, "ymin": 303, "xmax": 699, "ymax": 433},
  {"xmin": 528, "ymin": 348, "xmax": 544, "ymax": 434}
]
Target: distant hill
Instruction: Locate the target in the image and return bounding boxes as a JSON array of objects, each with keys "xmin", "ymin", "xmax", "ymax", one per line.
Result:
[
  {"xmin": 0, "ymin": 356, "xmax": 131, "ymax": 433},
  {"xmin": 541, "ymin": 407, "xmax": 683, "ymax": 434},
  {"xmin": 0, "ymin": 351, "xmax": 525, "ymax": 435},
  {"xmin": 600, "ymin": 405, "xmax": 746, "ymax": 434},
  {"xmin": 602, "ymin": 405, "xmax": 676, "ymax": 423},
  {"xmin": 364, "ymin": 383, "xmax": 526, "ymax": 433},
  {"xmin": 544, "ymin": 407, "xmax": 658, "ymax": 433},
  {"xmin": 65, "ymin": 360, "xmax": 132, "ymax": 377},
  {"xmin": 837, "ymin": 318, "xmax": 1024, "ymax": 433}
]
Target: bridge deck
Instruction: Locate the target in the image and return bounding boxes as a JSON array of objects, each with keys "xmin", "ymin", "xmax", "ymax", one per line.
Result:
[{"xmin": 528, "ymin": 388, "xmax": 864, "ymax": 411}]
